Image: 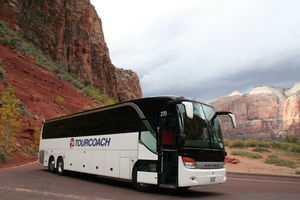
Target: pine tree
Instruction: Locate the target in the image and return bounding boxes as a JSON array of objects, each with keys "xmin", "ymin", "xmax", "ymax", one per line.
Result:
[{"xmin": 0, "ymin": 87, "xmax": 21, "ymax": 154}]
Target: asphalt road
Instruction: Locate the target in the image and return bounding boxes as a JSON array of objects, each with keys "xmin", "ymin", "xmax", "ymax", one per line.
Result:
[{"xmin": 0, "ymin": 163, "xmax": 299, "ymax": 200}]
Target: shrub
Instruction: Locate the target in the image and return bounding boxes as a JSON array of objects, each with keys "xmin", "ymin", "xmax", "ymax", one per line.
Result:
[
  {"xmin": 285, "ymin": 135, "xmax": 300, "ymax": 145},
  {"xmin": 0, "ymin": 26, "xmax": 5, "ymax": 36},
  {"xmin": 231, "ymin": 151, "xmax": 262, "ymax": 159},
  {"xmin": 269, "ymin": 141, "xmax": 282, "ymax": 149},
  {"xmin": 258, "ymin": 141, "xmax": 272, "ymax": 148},
  {"xmin": 83, "ymin": 85, "xmax": 99, "ymax": 97},
  {"xmin": 252, "ymin": 146, "xmax": 270, "ymax": 153},
  {"xmin": 224, "ymin": 139, "xmax": 229, "ymax": 147},
  {"xmin": 56, "ymin": 96, "xmax": 64, "ymax": 102},
  {"xmin": 10, "ymin": 37, "xmax": 21, "ymax": 48},
  {"xmin": 0, "ymin": 150, "xmax": 8, "ymax": 163},
  {"xmin": 280, "ymin": 142, "xmax": 290, "ymax": 151},
  {"xmin": 94, "ymin": 100, "xmax": 100, "ymax": 106},
  {"xmin": 98, "ymin": 94, "xmax": 119, "ymax": 106},
  {"xmin": 1, "ymin": 35, "xmax": 11, "ymax": 46},
  {"xmin": 102, "ymin": 97, "xmax": 117, "ymax": 106},
  {"xmin": 84, "ymin": 104, "xmax": 92, "ymax": 110},
  {"xmin": 288, "ymin": 143, "xmax": 300, "ymax": 153},
  {"xmin": 71, "ymin": 79, "xmax": 84, "ymax": 90},
  {"xmin": 56, "ymin": 73, "xmax": 64, "ymax": 81},
  {"xmin": 17, "ymin": 45, "xmax": 32, "ymax": 55},
  {"xmin": 0, "ymin": 66, "xmax": 6, "ymax": 79},
  {"xmin": 246, "ymin": 139, "xmax": 259, "ymax": 147},
  {"xmin": 0, "ymin": 21, "xmax": 6, "ymax": 36},
  {"xmin": 228, "ymin": 139, "xmax": 246, "ymax": 148},
  {"xmin": 18, "ymin": 101, "xmax": 30, "ymax": 115},
  {"xmin": 264, "ymin": 155, "xmax": 297, "ymax": 168}
]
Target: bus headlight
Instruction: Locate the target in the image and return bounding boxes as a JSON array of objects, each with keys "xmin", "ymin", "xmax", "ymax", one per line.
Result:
[{"xmin": 182, "ymin": 157, "xmax": 197, "ymax": 169}]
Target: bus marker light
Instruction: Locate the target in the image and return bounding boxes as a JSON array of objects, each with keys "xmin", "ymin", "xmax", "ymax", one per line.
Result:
[{"xmin": 182, "ymin": 157, "xmax": 197, "ymax": 169}]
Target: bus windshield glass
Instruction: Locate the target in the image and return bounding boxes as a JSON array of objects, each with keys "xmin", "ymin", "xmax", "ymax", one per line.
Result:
[{"xmin": 178, "ymin": 102, "xmax": 224, "ymax": 149}]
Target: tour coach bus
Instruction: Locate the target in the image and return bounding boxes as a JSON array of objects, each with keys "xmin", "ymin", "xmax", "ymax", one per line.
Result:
[{"xmin": 38, "ymin": 96, "xmax": 236, "ymax": 192}]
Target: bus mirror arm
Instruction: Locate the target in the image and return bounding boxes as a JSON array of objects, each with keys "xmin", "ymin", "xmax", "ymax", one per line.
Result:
[
  {"xmin": 215, "ymin": 111, "xmax": 236, "ymax": 129},
  {"xmin": 178, "ymin": 133, "xmax": 186, "ymax": 145}
]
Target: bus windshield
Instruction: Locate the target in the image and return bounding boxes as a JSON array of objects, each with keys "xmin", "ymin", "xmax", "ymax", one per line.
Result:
[{"xmin": 178, "ymin": 102, "xmax": 224, "ymax": 149}]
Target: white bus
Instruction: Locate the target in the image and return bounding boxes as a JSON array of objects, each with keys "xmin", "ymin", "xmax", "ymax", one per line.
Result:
[{"xmin": 38, "ymin": 96, "xmax": 236, "ymax": 192}]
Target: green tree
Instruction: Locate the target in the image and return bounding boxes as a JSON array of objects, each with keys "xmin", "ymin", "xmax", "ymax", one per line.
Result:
[
  {"xmin": 0, "ymin": 87, "xmax": 21, "ymax": 154},
  {"xmin": 285, "ymin": 135, "xmax": 300, "ymax": 145}
]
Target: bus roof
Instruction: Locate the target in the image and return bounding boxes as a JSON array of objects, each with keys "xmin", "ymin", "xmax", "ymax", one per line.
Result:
[{"xmin": 44, "ymin": 95, "xmax": 209, "ymax": 123}]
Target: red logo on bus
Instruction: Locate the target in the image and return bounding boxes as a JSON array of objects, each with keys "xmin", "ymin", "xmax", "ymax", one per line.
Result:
[{"xmin": 70, "ymin": 138, "xmax": 75, "ymax": 148}]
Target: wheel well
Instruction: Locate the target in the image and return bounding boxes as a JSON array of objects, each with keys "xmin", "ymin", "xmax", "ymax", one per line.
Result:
[
  {"xmin": 48, "ymin": 155, "xmax": 55, "ymax": 168},
  {"xmin": 56, "ymin": 156, "xmax": 63, "ymax": 166},
  {"xmin": 132, "ymin": 161, "xmax": 140, "ymax": 179},
  {"xmin": 49, "ymin": 156, "xmax": 55, "ymax": 163}
]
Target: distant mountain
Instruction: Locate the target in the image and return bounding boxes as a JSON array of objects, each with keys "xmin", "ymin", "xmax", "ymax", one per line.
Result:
[{"xmin": 211, "ymin": 82, "xmax": 300, "ymax": 140}]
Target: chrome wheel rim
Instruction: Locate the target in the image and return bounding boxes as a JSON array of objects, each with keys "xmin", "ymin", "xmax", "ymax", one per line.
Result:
[{"xmin": 50, "ymin": 160, "xmax": 55, "ymax": 171}]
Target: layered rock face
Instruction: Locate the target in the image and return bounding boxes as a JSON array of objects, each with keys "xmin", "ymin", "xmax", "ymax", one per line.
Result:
[
  {"xmin": 0, "ymin": 43, "xmax": 95, "ymax": 145},
  {"xmin": 116, "ymin": 69, "xmax": 142, "ymax": 102},
  {"xmin": 211, "ymin": 82, "xmax": 300, "ymax": 140},
  {"xmin": 0, "ymin": 0, "xmax": 142, "ymax": 101}
]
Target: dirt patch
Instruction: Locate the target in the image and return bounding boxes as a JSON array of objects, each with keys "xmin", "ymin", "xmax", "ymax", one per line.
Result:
[{"xmin": 226, "ymin": 147, "xmax": 300, "ymax": 177}]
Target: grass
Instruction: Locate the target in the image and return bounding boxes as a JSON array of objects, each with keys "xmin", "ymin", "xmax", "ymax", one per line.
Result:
[
  {"xmin": 231, "ymin": 151, "xmax": 262, "ymax": 159},
  {"xmin": 252, "ymin": 146, "xmax": 271, "ymax": 153},
  {"xmin": 228, "ymin": 139, "xmax": 246, "ymax": 148},
  {"xmin": 264, "ymin": 155, "xmax": 297, "ymax": 169},
  {"xmin": 226, "ymin": 139, "xmax": 300, "ymax": 154},
  {"xmin": 55, "ymin": 96, "xmax": 64, "ymax": 103}
]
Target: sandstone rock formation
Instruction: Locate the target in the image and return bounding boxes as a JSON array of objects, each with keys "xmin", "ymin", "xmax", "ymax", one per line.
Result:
[
  {"xmin": 0, "ymin": 0, "xmax": 142, "ymax": 101},
  {"xmin": 0, "ymin": 43, "xmax": 95, "ymax": 146},
  {"xmin": 211, "ymin": 82, "xmax": 300, "ymax": 140},
  {"xmin": 116, "ymin": 68, "xmax": 142, "ymax": 102},
  {"xmin": 0, "ymin": 0, "xmax": 142, "ymax": 148}
]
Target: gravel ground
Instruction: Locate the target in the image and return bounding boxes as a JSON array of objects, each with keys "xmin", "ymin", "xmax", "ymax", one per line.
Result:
[{"xmin": 225, "ymin": 147, "xmax": 300, "ymax": 177}]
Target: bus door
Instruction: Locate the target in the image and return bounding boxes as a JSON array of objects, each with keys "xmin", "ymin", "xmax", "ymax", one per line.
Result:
[
  {"xmin": 137, "ymin": 118, "xmax": 159, "ymax": 185},
  {"xmin": 159, "ymin": 117, "xmax": 178, "ymax": 185}
]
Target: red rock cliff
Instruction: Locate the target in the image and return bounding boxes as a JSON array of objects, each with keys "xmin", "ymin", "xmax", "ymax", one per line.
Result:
[
  {"xmin": 211, "ymin": 82, "xmax": 300, "ymax": 140},
  {"xmin": 0, "ymin": 0, "xmax": 142, "ymax": 100}
]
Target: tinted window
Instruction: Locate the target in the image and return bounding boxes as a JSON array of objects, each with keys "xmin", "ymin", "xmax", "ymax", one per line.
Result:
[{"xmin": 43, "ymin": 106, "xmax": 141, "ymax": 139}]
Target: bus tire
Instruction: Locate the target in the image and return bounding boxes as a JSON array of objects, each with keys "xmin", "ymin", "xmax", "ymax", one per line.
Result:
[
  {"xmin": 48, "ymin": 157, "xmax": 56, "ymax": 173},
  {"xmin": 57, "ymin": 157, "xmax": 65, "ymax": 176},
  {"xmin": 132, "ymin": 167, "xmax": 157, "ymax": 192}
]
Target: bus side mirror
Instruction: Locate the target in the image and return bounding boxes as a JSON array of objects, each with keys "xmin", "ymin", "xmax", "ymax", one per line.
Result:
[
  {"xmin": 228, "ymin": 113, "xmax": 236, "ymax": 129},
  {"xmin": 182, "ymin": 102, "xmax": 193, "ymax": 119},
  {"xmin": 215, "ymin": 111, "xmax": 236, "ymax": 129}
]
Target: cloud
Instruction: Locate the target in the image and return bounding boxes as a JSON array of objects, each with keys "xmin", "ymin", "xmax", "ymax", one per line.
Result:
[{"xmin": 91, "ymin": 0, "xmax": 300, "ymax": 103}]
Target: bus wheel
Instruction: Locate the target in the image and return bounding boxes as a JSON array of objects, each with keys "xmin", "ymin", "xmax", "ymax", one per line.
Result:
[
  {"xmin": 57, "ymin": 157, "xmax": 65, "ymax": 176},
  {"xmin": 48, "ymin": 157, "xmax": 56, "ymax": 173},
  {"xmin": 132, "ymin": 167, "xmax": 157, "ymax": 192}
]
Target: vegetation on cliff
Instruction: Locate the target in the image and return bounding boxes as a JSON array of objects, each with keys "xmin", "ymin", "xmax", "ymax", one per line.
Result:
[
  {"xmin": 0, "ymin": 87, "xmax": 21, "ymax": 162},
  {"xmin": 0, "ymin": 20, "xmax": 117, "ymax": 106},
  {"xmin": 0, "ymin": 20, "xmax": 120, "ymax": 163},
  {"xmin": 0, "ymin": 0, "xmax": 142, "ymax": 101}
]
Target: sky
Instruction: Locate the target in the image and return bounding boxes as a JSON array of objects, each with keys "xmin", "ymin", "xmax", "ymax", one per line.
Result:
[{"xmin": 90, "ymin": 0, "xmax": 300, "ymax": 103}]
